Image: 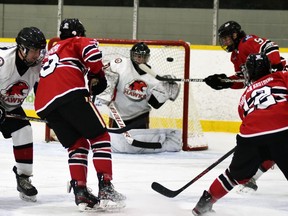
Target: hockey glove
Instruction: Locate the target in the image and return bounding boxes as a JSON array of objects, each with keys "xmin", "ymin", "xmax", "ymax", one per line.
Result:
[
  {"xmin": 204, "ymin": 74, "xmax": 232, "ymax": 90},
  {"xmin": 162, "ymin": 74, "xmax": 176, "ymax": 84},
  {"xmin": 88, "ymin": 71, "xmax": 108, "ymax": 95},
  {"xmin": 0, "ymin": 105, "xmax": 6, "ymax": 124},
  {"xmin": 162, "ymin": 75, "xmax": 180, "ymax": 101}
]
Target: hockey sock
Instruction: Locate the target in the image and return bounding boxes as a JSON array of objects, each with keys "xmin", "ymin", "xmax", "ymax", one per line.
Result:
[
  {"xmin": 68, "ymin": 137, "xmax": 89, "ymax": 185},
  {"xmin": 12, "ymin": 125, "xmax": 33, "ymax": 176},
  {"xmin": 259, "ymin": 160, "xmax": 275, "ymax": 172},
  {"xmin": 89, "ymin": 131, "xmax": 113, "ymax": 179},
  {"xmin": 209, "ymin": 169, "xmax": 238, "ymax": 202}
]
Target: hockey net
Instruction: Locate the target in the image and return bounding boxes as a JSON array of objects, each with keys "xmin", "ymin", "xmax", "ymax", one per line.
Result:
[{"xmin": 45, "ymin": 38, "xmax": 208, "ymax": 151}]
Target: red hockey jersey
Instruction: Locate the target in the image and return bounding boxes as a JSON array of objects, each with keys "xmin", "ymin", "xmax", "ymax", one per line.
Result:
[
  {"xmin": 238, "ymin": 71, "xmax": 288, "ymax": 137},
  {"xmin": 229, "ymin": 34, "xmax": 286, "ymax": 89},
  {"xmin": 35, "ymin": 37, "xmax": 104, "ymax": 117}
]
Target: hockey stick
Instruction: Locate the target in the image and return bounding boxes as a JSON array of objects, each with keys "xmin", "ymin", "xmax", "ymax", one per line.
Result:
[
  {"xmin": 151, "ymin": 147, "xmax": 235, "ymax": 198},
  {"xmin": 139, "ymin": 63, "xmax": 244, "ymax": 83},
  {"xmin": 108, "ymin": 102, "xmax": 162, "ymax": 149},
  {"xmin": 6, "ymin": 114, "xmax": 49, "ymax": 123},
  {"xmin": 6, "ymin": 113, "xmax": 140, "ymax": 134}
]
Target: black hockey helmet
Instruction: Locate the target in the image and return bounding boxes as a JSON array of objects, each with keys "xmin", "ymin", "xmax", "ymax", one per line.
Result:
[
  {"xmin": 218, "ymin": 21, "xmax": 246, "ymax": 52},
  {"xmin": 243, "ymin": 53, "xmax": 271, "ymax": 86},
  {"xmin": 59, "ymin": 18, "xmax": 86, "ymax": 40},
  {"xmin": 16, "ymin": 27, "xmax": 47, "ymax": 66},
  {"xmin": 16, "ymin": 27, "xmax": 46, "ymax": 50},
  {"xmin": 130, "ymin": 42, "xmax": 150, "ymax": 64}
]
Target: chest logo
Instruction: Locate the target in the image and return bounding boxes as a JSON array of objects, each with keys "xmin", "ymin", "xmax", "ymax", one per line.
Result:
[
  {"xmin": 123, "ymin": 79, "xmax": 148, "ymax": 101},
  {"xmin": 0, "ymin": 81, "xmax": 29, "ymax": 106}
]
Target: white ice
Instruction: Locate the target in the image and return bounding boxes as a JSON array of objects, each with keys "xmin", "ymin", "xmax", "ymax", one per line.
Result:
[{"xmin": 0, "ymin": 122, "xmax": 287, "ymax": 216}]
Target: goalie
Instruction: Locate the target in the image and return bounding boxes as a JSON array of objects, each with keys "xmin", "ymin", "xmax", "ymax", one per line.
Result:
[{"xmin": 96, "ymin": 42, "xmax": 182, "ymax": 153}]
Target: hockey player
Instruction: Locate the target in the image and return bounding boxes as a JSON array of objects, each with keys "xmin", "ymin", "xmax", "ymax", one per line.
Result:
[
  {"xmin": 205, "ymin": 21, "xmax": 286, "ymax": 90},
  {"xmin": 192, "ymin": 53, "xmax": 288, "ymax": 215},
  {"xmin": 34, "ymin": 18, "xmax": 125, "ymax": 211},
  {"xmin": 204, "ymin": 20, "xmax": 287, "ymax": 192},
  {"xmin": 96, "ymin": 42, "xmax": 180, "ymax": 129},
  {"xmin": 0, "ymin": 27, "xmax": 46, "ymax": 202}
]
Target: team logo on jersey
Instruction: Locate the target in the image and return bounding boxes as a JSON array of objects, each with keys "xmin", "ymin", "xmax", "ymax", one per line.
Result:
[
  {"xmin": 0, "ymin": 57, "xmax": 4, "ymax": 66},
  {"xmin": 114, "ymin": 58, "xmax": 122, "ymax": 64},
  {"xmin": 0, "ymin": 81, "xmax": 29, "ymax": 106},
  {"xmin": 124, "ymin": 79, "xmax": 148, "ymax": 101}
]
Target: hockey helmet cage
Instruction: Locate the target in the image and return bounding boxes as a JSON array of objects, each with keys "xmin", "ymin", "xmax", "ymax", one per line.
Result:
[
  {"xmin": 243, "ymin": 53, "xmax": 271, "ymax": 86},
  {"xmin": 218, "ymin": 21, "xmax": 245, "ymax": 52},
  {"xmin": 16, "ymin": 27, "xmax": 46, "ymax": 66},
  {"xmin": 59, "ymin": 18, "xmax": 86, "ymax": 40},
  {"xmin": 130, "ymin": 42, "xmax": 150, "ymax": 64},
  {"xmin": 16, "ymin": 27, "xmax": 46, "ymax": 50}
]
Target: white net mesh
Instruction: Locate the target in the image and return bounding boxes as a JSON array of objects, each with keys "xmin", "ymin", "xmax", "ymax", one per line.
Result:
[{"xmin": 46, "ymin": 38, "xmax": 208, "ymax": 151}]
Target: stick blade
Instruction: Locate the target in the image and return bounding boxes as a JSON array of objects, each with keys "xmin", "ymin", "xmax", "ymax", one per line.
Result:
[
  {"xmin": 151, "ymin": 182, "xmax": 178, "ymax": 198},
  {"xmin": 132, "ymin": 140, "xmax": 162, "ymax": 149}
]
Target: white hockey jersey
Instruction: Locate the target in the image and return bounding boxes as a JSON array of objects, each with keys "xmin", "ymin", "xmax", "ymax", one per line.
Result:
[
  {"xmin": 0, "ymin": 46, "xmax": 40, "ymax": 111},
  {"xmin": 104, "ymin": 57, "xmax": 160, "ymax": 120}
]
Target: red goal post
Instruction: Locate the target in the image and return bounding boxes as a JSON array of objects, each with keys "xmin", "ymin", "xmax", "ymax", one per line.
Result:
[{"xmin": 46, "ymin": 37, "xmax": 208, "ymax": 151}]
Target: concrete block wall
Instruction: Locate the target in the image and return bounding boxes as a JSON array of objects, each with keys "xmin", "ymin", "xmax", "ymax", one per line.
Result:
[{"xmin": 0, "ymin": 4, "xmax": 287, "ymax": 47}]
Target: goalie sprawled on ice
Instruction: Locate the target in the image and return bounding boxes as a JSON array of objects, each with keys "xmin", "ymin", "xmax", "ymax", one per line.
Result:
[{"xmin": 95, "ymin": 42, "xmax": 182, "ymax": 153}]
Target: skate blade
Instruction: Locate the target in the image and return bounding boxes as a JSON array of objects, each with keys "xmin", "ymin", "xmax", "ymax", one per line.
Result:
[
  {"xmin": 192, "ymin": 209, "xmax": 215, "ymax": 216},
  {"xmin": 77, "ymin": 200, "xmax": 125, "ymax": 212},
  {"xmin": 236, "ymin": 185, "xmax": 257, "ymax": 194},
  {"xmin": 99, "ymin": 199, "xmax": 126, "ymax": 210},
  {"xmin": 19, "ymin": 192, "xmax": 37, "ymax": 202}
]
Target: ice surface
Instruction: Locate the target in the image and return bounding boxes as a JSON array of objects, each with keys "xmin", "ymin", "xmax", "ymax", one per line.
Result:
[{"xmin": 0, "ymin": 122, "xmax": 287, "ymax": 216}]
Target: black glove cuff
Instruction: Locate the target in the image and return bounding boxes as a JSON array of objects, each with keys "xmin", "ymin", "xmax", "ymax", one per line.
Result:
[
  {"xmin": 0, "ymin": 105, "xmax": 6, "ymax": 124},
  {"xmin": 204, "ymin": 74, "xmax": 232, "ymax": 90},
  {"xmin": 88, "ymin": 72, "xmax": 107, "ymax": 95}
]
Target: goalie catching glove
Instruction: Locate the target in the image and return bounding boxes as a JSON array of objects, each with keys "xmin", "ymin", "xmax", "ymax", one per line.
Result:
[
  {"xmin": 204, "ymin": 74, "xmax": 232, "ymax": 90},
  {"xmin": 150, "ymin": 75, "xmax": 180, "ymax": 103},
  {"xmin": 88, "ymin": 71, "xmax": 107, "ymax": 95}
]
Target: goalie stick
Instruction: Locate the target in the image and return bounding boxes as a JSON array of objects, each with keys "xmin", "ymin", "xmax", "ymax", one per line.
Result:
[
  {"xmin": 139, "ymin": 63, "xmax": 244, "ymax": 83},
  {"xmin": 6, "ymin": 113, "xmax": 141, "ymax": 134},
  {"xmin": 151, "ymin": 147, "xmax": 235, "ymax": 198},
  {"xmin": 108, "ymin": 102, "xmax": 162, "ymax": 149}
]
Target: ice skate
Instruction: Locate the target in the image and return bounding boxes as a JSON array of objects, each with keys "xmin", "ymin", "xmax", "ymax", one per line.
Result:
[
  {"xmin": 68, "ymin": 180, "xmax": 100, "ymax": 212},
  {"xmin": 192, "ymin": 190, "xmax": 214, "ymax": 216},
  {"xmin": 236, "ymin": 178, "xmax": 258, "ymax": 194},
  {"xmin": 98, "ymin": 174, "xmax": 126, "ymax": 210},
  {"xmin": 13, "ymin": 166, "xmax": 37, "ymax": 202}
]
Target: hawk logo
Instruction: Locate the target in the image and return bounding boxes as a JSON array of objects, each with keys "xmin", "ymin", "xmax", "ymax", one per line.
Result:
[
  {"xmin": 128, "ymin": 80, "xmax": 147, "ymax": 91},
  {"xmin": 5, "ymin": 81, "xmax": 29, "ymax": 96},
  {"xmin": 0, "ymin": 81, "xmax": 30, "ymax": 106},
  {"xmin": 124, "ymin": 79, "xmax": 148, "ymax": 101}
]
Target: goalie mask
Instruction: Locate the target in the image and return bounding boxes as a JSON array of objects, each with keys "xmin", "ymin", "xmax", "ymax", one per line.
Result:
[
  {"xmin": 59, "ymin": 18, "xmax": 86, "ymax": 40},
  {"xmin": 16, "ymin": 27, "xmax": 47, "ymax": 67},
  {"xmin": 218, "ymin": 21, "xmax": 246, "ymax": 52},
  {"xmin": 130, "ymin": 42, "xmax": 150, "ymax": 64},
  {"xmin": 243, "ymin": 53, "xmax": 271, "ymax": 86}
]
